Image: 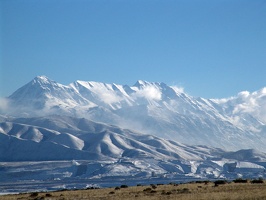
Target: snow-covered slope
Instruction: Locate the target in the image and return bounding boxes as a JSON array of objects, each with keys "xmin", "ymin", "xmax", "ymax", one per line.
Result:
[
  {"xmin": 0, "ymin": 115, "xmax": 220, "ymax": 161},
  {"xmin": 1, "ymin": 115, "xmax": 266, "ymax": 194},
  {"xmin": 2, "ymin": 76, "xmax": 266, "ymax": 152}
]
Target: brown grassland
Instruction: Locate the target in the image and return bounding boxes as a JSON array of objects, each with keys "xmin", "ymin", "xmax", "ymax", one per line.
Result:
[{"xmin": 1, "ymin": 180, "xmax": 266, "ymax": 200}]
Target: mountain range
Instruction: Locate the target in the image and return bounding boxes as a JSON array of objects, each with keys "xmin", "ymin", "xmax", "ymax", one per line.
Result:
[
  {"xmin": 1, "ymin": 76, "xmax": 266, "ymax": 193},
  {"xmin": 2, "ymin": 75, "xmax": 266, "ymax": 151}
]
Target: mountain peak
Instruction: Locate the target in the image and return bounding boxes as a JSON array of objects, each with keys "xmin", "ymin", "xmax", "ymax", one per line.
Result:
[
  {"xmin": 32, "ymin": 75, "xmax": 54, "ymax": 85},
  {"xmin": 134, "ymin": 80, "xmax": 148, "ymax": 87},
  {"xmin": 35, "ymin": 75, "xmax": 49, "ymax": 80},
  {"xmin": 133, "ymin": 80, "xmax": 164, "ymax": 88}
]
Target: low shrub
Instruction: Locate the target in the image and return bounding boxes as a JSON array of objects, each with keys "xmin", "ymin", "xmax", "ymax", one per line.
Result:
[
  {"xmin": 86, "ymin": 187, "xmax": 98, "ymax": 190},
  {"xmin": 143, "ymin": 188, "xmax": 152, "ymax": 192},
  {"xmin": 233, "ymin": 178, "xmax": 248, "ymax": 183},
  {"xmin": 177, "ymin": 188, "xmax": 191, "ymax": 194},
  {"xmin": 161, "ymin": 190, "xmax": 172, "ymax": 195},
  {"xmin": 195, "ymin": 181, "xmax": 205, "ymax": 184},
  {"xmin": 214, "ymin": 180, "xmax": 227, "ymax": 185},
  {"xmin": 251, "ymin": 179, "xmax": 264, "ymax": 184},
  {"xmin": 196, "ymin": 180, "xmax": 210, "ymax": 184},
  {"xmin": 29, "ymin": 192, "xmax": 38, "ymax": 197},
  {"xmin": 33, "ymin": 197, "xmax": 44, "ymax": 200}
]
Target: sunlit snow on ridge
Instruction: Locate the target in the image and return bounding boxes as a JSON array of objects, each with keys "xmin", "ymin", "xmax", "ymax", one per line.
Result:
[{"xmin": 2, "ymin": 76, "xmax": 266, "ymax": 152}]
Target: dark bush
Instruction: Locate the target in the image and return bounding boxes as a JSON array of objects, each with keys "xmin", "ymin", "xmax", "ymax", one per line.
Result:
[
  {"xmin": 120, "ymin": 184, "xmax": 128, "ymax": 188},
  {"xmin": 182, "ymin": 188, "xmax": 190, "ymax": 193},
  {"xmin": 233, "ymin": 178, "xmax": 248, "ymax": 183},
  {"xmin": 33, "ymin": 197, "xmax": 44, "ymax": 200},
  {"xmin": 251, "ymin": 179, "xmax": 264, "ymax": 184},
  {"xmin": 195, "ymin": 181, "xmax": 204, "ymax": 184},
  {"xmin": 59, "ymin": 189, "xmax": 68, "ymax": 192},
  {"xmin": 161, "ymin": 190, "xmax": 172, "ymax": 195},
  {"xmin": 86, "ymin": 186, "xmax": 99, "ymax": 190},
  {"xmin": 143, "ymin": 187, "xmax": 152, "ymax": 192},
  {"xmin": 214, "ymin": 180, "xmax": 227, "ymax": 185},
  {"xmin": 196, "ymin": 180, "xmax": 210, "ymax": 184},
  {"xmin": 204, "ymin": 181, "xmax": 210, "ymax": 185},
  {"xmin": 29, "ymin": 192, "xmax": 38, "ymax": 197}
]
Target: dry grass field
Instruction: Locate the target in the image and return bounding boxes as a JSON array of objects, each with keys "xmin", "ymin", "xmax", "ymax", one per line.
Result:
[{"xmin": 1, "ymin": 180, "xmax": 266, "ymax": 200}]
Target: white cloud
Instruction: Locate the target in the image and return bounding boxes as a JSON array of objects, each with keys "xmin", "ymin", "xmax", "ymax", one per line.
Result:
[
  {"xmin": 232, "ymin": 89, "xmax": 266, "ymax": 123},
  {"xmin": 82, "ymin": 83, "xmax": 123, "ymax": 105},
  {"xmin": 237, "ymin": 91, "xmax": 250, "ymax": 99},
  {"xmin": 98, "ymin": 92, "xmax": 122, "ymax": 104},
  {"xmin": 0, "ymin": 97, "xmax": 10, "ymax": 113},
  {"xmin": 134, "ymin": 86, "xmax": 162, "ymax": 101},
  {"xmin": 233, "ymin": 102, "xmax": 257, "ymax": 115},
  {"xmin": 212, "ymin": 98, "xmax": 230, "ymax": 104}
]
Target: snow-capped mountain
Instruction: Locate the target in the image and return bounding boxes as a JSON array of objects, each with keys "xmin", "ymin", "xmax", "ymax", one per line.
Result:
[
  {"xmin": 2, "ymin": 75, "xmax": 266, "ymax": 152},
  {"xmin": 1, "ymin": 78, "xmax": 266, "ymax": 194}
]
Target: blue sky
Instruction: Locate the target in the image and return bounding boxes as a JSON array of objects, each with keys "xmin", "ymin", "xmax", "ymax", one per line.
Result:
[{"xmin": 1, "ymin": 0, "xmax": 266, "ymax": 98}]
